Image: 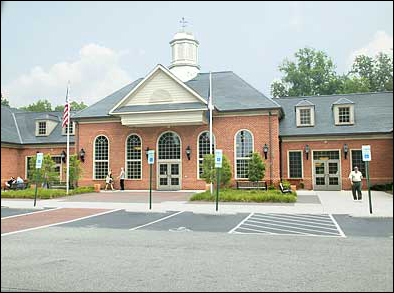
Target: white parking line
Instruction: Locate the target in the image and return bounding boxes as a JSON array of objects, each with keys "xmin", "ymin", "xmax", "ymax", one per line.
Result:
[
  {"xmin": 1, "ymin": 209, "xmax": 122, "ymax": 237},
  {"xmin": 246, "ymin": 218, "xmax": 339, "ymax": 232},
  {"xmin": 254, "ymin": 213, "xmax": 333, "ymax": 224},
  {"xmin": 242, "ymin": 222, "xmax": 314, "ymax": 236},
  {"xmin": 129, "ymin": 211, "xmax": 185, "ymax": 231},
  {"xmin": 228, "ymin": 212, "xmax": 254, "ymax": 234},
  {"xmin": 1, "ymin": 207, "xmax": 62, "ymax": 220},
  {"xmin": 329, "ymin": 214, "xmax": 347, "ymax": 238},
  {"xmin": 250, "ymin": 215, "xmax": 338, "ymax": 229}
]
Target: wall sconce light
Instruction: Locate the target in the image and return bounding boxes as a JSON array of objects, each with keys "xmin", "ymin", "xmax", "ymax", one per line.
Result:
[
  {"xmin": 145, "ymin": 147, "xmax": 150, "ymax": 159},
  {"xmin": 61, "ymin": 150, "xmax": 66, "ymax": 163},
  {"xmin": 263, "ymin": 144, "xmax": 268, "ymax": 160},
  {"xmin": 186, "ymin": 146, "xmax": 191, "ymax": 160},
  {"xmin": 305, "ymin": 144, "xmax": 310, "ymax": 160},
  {"xmin": 80, "ymin": 148, "xmax": 85, "ymax": 162},
  {"xmin": 343, "ymin": 144, "xmax": 348, "ymax": 159}
]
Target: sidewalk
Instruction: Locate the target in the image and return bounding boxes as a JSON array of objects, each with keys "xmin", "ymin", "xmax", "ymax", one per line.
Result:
[{"xmin": 1, "ymin": 190, "xmax": 392, "ymax": 217}]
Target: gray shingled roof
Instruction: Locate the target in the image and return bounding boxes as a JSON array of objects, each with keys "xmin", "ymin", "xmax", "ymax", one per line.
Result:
[
  {"xmin": 295, "ymin": 99, "xmax": 315, "ymax": 107},
  {"xmin": 73, "ymin": 71, "xmax": 281, "ymax": 119},
  {"xmin": 1, "ymin": 106, "xmax": 76, "ymax": 145},
  {"xmin": 276, "ymin": 92, "xmax": 393, "ymax": 136},
  {"xmin": 332, "ymin": 97, "xmax": 354, "ymax": 105}
]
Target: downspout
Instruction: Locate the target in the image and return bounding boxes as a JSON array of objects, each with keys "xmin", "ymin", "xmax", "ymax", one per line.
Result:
[
  {"xmin": 76, "ymin": 121, "xmax": 80, "ymax": 187},
  {"xmin": 269, "ymin": 111, "xmax": 273, "ymax": 186},
  {"xmin": 279, "ymin": 137, "xmax": 282, "ymax": 180}
]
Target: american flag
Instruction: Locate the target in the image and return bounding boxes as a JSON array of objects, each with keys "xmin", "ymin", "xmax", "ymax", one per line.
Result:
[{"xmin": 62, "ymin": 84, "xmax": 70, "ymax": 128}]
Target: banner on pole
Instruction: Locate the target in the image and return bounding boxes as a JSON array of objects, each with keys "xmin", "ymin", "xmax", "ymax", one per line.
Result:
[
  {"xmin": 215, "ymin": 149, "xmax": 223, "ymax": 168},
  {"xmin": 362, "ymin": 145, "xmax": 371, "ymax": 161},
  {"xmin": 36, "ymin": 153, "xmax": 44, "ymax": 169},
  {"xmin": 148, "ymin": 150, "xmax": 155, "ymax": 165}
]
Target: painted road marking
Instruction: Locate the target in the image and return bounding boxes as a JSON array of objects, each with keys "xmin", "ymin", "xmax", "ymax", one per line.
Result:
[
  {"xmin": 1, "ymin": 208, "xmax": 121, "ymax": 237},
  {"xmin": 229, "ymin": 213, "xmax": 346, "ymax": 237},
  {"xmin": 1, "ymin": 207, "xmax": 61, "ymax": 220},
  {"xmin": 129, "ymin": 211, "xmax": 185, "ymax": 231}
]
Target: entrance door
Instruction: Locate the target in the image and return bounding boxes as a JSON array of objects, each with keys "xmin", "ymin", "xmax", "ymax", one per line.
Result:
[
  {"xmin": 158, "ymin": 163, "xmax": 181, "ymax": 191},
  {"xmin": 314, "ymin": 160, "xmax": 341, "ymax": 191}
]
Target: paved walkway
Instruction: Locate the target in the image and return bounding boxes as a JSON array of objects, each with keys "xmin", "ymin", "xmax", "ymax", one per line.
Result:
[{"xmin": 1, "ymin": 190, "xmax": 392, "ymax": 217}]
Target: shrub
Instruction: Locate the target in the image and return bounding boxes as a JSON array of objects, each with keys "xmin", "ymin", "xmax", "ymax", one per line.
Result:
[
  {"xmin": 300, "ymin": 182, "xmax": 305, "ymax": 189},
  {"xmin": 28, "ymin": 154, "xmax": 58, "ymax": 186},
  {"xmin": 282, "ymin": 180, "xmax": 291, "ymax": 190},
  {"xmin": 248, "ymin": 152, "xmax": 266, "ymax": 183},
  {"xmin": 268, "ymin": 184, "xmax": 276, "ymax": 190},
  {"xmin": 201, "ymin": 154, "xmax": 232, "ymax": 190}
]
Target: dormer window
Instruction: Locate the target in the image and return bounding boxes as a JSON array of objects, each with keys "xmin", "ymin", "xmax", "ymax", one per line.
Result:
[
  {"xmin": 332, "ymin": 97, "xmax": 355, "ymax": 125},
  {"xmin": 295, "ymin": 99, "xmax": 315, "ymax": 127},
  {"xmin": 338, "ymin": 107, "xmax": 350, "ymax": 123},
  {"xmin": 62, "ymin": 121, "xmax": 75, "ymax": 135},
  {"xmin": 38, "ymin": 121, "xmax": 47, "ymax": 135}
]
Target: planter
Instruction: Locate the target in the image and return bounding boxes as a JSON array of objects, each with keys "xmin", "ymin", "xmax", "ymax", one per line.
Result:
[
  {"xmin": 290, "ymin": 185, "xmax": 297, "ymax": 192},
  {"xmin": 30, "ymin": 184, "xmax": 36, "ymax": 189},
  {"xmin": 94, "ymin": 184, "xmax": 101, "ymax": 193}
]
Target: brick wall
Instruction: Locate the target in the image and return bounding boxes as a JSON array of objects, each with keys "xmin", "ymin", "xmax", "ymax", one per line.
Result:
[
  {"xmin": 281, "ymin": 138, "xmax": 393, "ymax": 190},
  {"xmin": 77, "ymin": 114, "xmax": 281, "ymax": 190},
  {"xmin": 1, "ymin": 145, "xmax": 75, "ymax": 186}
]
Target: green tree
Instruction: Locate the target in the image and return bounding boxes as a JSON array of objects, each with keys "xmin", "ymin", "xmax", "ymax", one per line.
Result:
[
  {"xmin": 54, "ymin": 101, "xmax": 88, "ymax": 112},
  {"xmin": 28, "ymin": 154, "xmax": 58, "ymax": 187},
  {"xmin": 248, "ymin": 152, "xmax": 266, "ymax": 183},
  {"xmin": 271, "ymin": 47, "xmax": 339, "ymax": 97},
  {"xmin": 20, "ymin": 99, "xmax": 52, "ymax": 112},
  {"xmin": 1, "ymin": 93, "xmax": 10, "ymax": 106},
  {"xmin": 201, "ymin": 154, "xmax": 232, "ymax": 190},
  {"xmin": 62, "ymin": 154, "xmax": 83, "ymax": 188},
  {"xmin": 350, "ymin": 52, "xmax": 393, "ymax": 92}
]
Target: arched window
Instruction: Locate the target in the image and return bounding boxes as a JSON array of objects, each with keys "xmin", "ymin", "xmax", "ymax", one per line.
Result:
[
  {"xmin": 198, "ymin": 132, "xmax": 215, "ymax": 178},
  {"xmin": 126, "ymin": 134, "xmax": 142, "ymax": 179},
  {"xmin": 158, "ymin": 132, "xmax": 181, "ymax": 160},
  {"xmin": 235, "ymin": 130, "xmax": 254, "ymax": 179},
  {"xmin": 94, "ymin": 135, "xmax": 109, "ymax": 179}
]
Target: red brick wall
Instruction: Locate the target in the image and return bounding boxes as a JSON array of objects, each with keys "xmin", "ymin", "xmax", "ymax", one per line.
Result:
[
  {"xmin": 1, "ymin": 146, "xmax": 75, "ymax": 186},
  {"xmin": 77, "ymin": 114, "xmax": 281, "ymax": 190},
  {"xmin": 281, "ymin": 138, "xmax": 393, "ymax": 190}
]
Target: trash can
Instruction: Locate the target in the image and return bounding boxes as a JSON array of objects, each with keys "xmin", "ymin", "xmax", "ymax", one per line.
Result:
[{"xmin": 94, "ymin": 184, "xmax": 101, "ymax": 193}]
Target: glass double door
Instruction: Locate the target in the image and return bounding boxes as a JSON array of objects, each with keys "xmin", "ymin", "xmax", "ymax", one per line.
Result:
[
  {"xmin": 314, "ymin": 160, "xmax": 341, "ymax": 190},
  {"xmin": 158, "ymin": 162, "xmax": 181, "ymax": 190}
]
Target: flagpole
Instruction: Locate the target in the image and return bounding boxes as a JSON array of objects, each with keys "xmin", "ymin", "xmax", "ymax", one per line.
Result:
[
  {"xmin": 66, "ymin": 81, "xmax": 70, "ymax": 195},
  {"xmin": 209, "ymin": 72, "xmax": 213, "ymax": 195}
]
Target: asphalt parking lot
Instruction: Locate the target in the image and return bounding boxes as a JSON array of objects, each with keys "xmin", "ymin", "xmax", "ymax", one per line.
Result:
[{"xmin": 1, "ymin": 207, "xmax": 392, "ymax": 238}]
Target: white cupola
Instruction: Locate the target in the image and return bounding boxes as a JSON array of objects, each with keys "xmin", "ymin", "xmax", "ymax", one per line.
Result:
[{"xmin": 169, "ymin": 20, "xmax": 200, "ymax": 82}]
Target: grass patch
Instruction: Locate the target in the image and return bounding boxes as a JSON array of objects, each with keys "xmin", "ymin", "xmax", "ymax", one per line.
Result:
[
  {"xmin": 190, "ymin": 189, "xmax": 297, "ymax": 203},
  {"xmin": 1, "ymin": 186, "xmax": 95, "ymax": 199}
]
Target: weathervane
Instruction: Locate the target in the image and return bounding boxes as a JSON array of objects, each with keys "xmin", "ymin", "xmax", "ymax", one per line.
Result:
[{"xmin": 180, "ymin": 17, "xmax": 188, "ymax": 31}]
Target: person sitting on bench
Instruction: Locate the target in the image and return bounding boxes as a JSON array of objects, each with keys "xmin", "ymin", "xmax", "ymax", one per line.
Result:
[
  {"xmin": 16, "ymin": 176, "xmax": 24, "ymax": 189},
  {"xmin": 5, "ymin": 177, "xmax": 16, "ymax": 190},
  {"xmin": 279, "ymin": 182, "xmax": 292, "ymax": 193}
]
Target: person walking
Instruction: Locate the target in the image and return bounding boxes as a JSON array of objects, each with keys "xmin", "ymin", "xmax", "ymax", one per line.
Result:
[
  {"xmin": 349, "ymin": 166, "xmax": 363, "ymax": 201},
  {"xmin": 105, "ymin": 170, "xmax": 115, "ymax": 191},
  {"xmin": 117, "ymin": 167, "xmax": 125, "ymax": 191}
]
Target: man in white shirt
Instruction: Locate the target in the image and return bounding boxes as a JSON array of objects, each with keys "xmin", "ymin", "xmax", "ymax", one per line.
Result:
[
  {"xmin": 349, "ymin": 166, "xmax": 363, "ymax": 201},
  {"xmin": 117, "ymin": 167, "xmax": 125, "ymax": 191}
]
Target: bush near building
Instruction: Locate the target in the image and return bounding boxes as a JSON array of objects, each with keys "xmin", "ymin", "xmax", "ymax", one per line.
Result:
[{"xmin": 1, "ymin": 186, "xmax": 95, "ymax": 199}]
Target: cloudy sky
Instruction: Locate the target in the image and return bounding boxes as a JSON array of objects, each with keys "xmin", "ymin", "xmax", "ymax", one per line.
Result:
[{"xmin": 1, "ymin": 1, "xmax": 393, "ymax": 108}]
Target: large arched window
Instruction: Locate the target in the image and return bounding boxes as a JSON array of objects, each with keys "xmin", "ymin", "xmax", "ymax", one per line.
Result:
[
  {"xmin": 198, "ymin": 131, "xmax": 215, "ymax": 178},
  {"xmin": 94, "ymin": 135, "xmax": 109, "ymax": 179},
  {"xmin": 126, "ymin": 134, "xmax": 142, "ymax": 179},
  {"xmin": 235, "ymin": 130, "xmax": 254, "ymax": 179},
  {"xmin": 158, "ymin": 132, "xmax": 181, "ymax": 160}
]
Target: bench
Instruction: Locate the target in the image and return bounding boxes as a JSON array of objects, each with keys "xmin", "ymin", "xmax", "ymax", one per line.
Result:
[
  {"xmin": 3, "ymin": 182, "xmax": 29, "ymax": 191},
  {"xmin": 48, "ymin": 182, "xmax": 67, "ymax": 190},
  {"xmin": 236, "ymin": 181, "xmax": 267, "ymax": 190},
  {"xmin": 279, "ymin": 183, "xmax": 292, "ymax": 194}
]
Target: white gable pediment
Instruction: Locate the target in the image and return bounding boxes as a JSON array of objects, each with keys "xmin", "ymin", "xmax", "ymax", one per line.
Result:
[{"xmin": 110, "ymin": 65, "xmax": 206, "ymax": 113}]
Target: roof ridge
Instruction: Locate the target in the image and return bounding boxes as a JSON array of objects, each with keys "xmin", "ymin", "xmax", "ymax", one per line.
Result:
[{"xmin": 277, "ymin": 91, "xmax": 393, "ymax": 99}]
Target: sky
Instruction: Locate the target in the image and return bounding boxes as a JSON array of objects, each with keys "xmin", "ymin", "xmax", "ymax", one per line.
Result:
[{"xmin": 1, "ymin": 1, "xmax": 393, "ymax": 108}]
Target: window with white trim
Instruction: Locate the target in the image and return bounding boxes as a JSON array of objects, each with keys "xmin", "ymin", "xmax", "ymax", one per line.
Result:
[
  {"xmin": 351, "ymin": 150, "xmax": 366, "ymax": 176},
  {"xmin": 338, "ymin": 107, "xmax": 350, "ymax": 123},
  {"xmin": 198, "ymin": 132, "xmax": 215, "ymax": 178},
  {"xmin": 296, "ymin": 106, "xmax": 314, "ymax": 126},
  {"xmin": 158, "ymin": 132, "xmax": 181, "ymax": 160},
  {"xmin": 126, "ymin": 135, "xmax": 142, "ymax": 179},
  {"xmin": 288, "ymin": 151, "xmax": 302, "ymax": 178},
  {"xmin": 62, "ymin": 121, "xmax": 75, "ymax": 135},
  {"xmin": 235, "ymin": 130, "xmax": 253, "ymax": 179},
  {"xmin": 94, "ymin": 136, "xmax": 109, "ymax": 179}
]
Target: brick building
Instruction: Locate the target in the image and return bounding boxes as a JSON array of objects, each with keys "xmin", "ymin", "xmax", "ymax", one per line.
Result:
[{"xmin": 1, "ymin": 29, "xmax": 393, "ymax": 191}]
